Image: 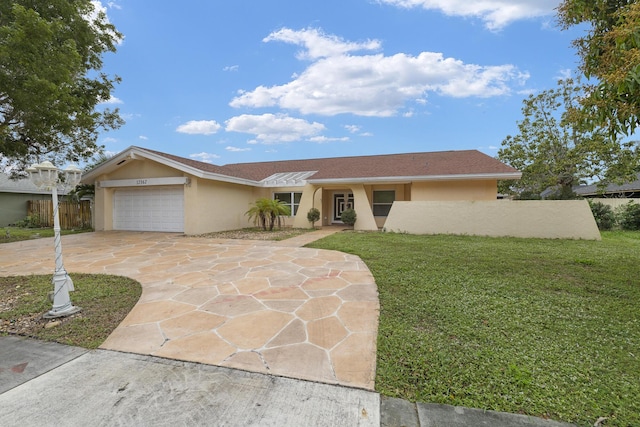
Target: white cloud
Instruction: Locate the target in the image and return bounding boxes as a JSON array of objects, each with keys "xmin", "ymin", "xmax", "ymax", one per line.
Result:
[
  {"xmin": 226, "ymin": 146, "xmax": 252, "ymax": 152},
  {"xmin": 377, "ymin": 0, "xmax": 559, "ymax": 30},
  {"xmin": 138, "ymin": 135, "xmax": 148, "ymax": 140},
  {"xmin": 264, "ymin": 27, "xmax": 381, "ymax": 60},
  {"xmin": 189, "ymin": 152, "xmax": 220, "ymax": 163},
  {"xmin": 102, "ymin": 137, "xmax": 118, "ymax": 143},
  {"xmin": 230, "ymin": 28, "xmax": 528, "ymax": 117},
  {"xmin": 224, "ymin": 65, "xmax": 239, "ymax": 72},
  {"xmin": 344, "ymin": 125, "xmax": 373, "ymax": 137},
  {"xmin": 99, "ymin": 95, "xmax": 123, "ymax": 105},
  {"xmin": 225, "ymin": 113, "xmax": 325, "ymax": 144},
  {"xmin": 555, "ymin": 68, "xmax": 573, "ymax": 80},
  {"xmin": 308, "ymin": 136, "xmax": 350, "ymax": 143},
  {"xmin": 176, "ymin": 120, "xmax": 221, "ymax": 135}
]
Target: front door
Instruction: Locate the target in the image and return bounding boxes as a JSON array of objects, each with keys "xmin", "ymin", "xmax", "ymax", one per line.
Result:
[{"xmin": 333, "ymin": 193, "xmax": 354, "ymax": 223}]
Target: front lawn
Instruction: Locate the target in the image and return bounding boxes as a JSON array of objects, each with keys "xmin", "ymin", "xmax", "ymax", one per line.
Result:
[
  {"xmin": 308, "ymin": 231, "xmax": 640, "ymax": 427},
  {"xmin": 0, "ymin": 274, "xmax": 141, "ymax": 349},
  {"xmin": 1, "ymin": 227, "xmax": 91, "ymax": 244}
]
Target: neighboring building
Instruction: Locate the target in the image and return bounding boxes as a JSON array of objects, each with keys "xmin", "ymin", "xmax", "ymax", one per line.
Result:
[
  {"xmin": 81, "ymin": 146, "xmax": 521, "ymax": 234},
  {"xmin": 574, "ymin": 173, "xmax": 640, "ymax": 199},
  {"xmin": 0, "ymin": 173, "xmax": 55, "ymax": 227}
]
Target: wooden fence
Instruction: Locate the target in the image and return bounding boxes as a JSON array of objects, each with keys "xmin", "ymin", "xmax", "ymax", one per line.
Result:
[{"xmin": 27, "ymin": 200, "xmax": 92, "ymax": 229}]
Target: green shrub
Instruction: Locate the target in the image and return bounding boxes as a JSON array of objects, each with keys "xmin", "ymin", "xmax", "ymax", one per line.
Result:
[
  {"xmin": 589, "ymin": 200, "xmax": 616, "ymax": 230},
  {"xmin": 307, "ymin": 207, "xmax": 320, "ymax": 227},
  {"xmin": 340, "ymin": 208, "xmax": 357, "ymax": 226},
  {"xmin": 618, "ymin": 201, "xmax": 640, "ymax": 230},
  {"xmin": 245, "ymin": 198, "xmax": 290, "ymax": 231},
  {"xmin": 14, "ymin": 214, "xmax": 41, "ymax": 228}
]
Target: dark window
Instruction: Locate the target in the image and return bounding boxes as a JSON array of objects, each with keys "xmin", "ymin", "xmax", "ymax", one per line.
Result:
[{"xmin": 372, "ymin": 190, "xmax": 395, "ymax": 216}]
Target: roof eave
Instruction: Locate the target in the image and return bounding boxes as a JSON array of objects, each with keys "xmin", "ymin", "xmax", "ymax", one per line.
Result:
[
  {"xmin": 307, "ymin": 172, "xmax": 522, "ymax": 185},
  {"xmin": 81, "ymin": 146, "xmax": 261, "ymax": 187}
]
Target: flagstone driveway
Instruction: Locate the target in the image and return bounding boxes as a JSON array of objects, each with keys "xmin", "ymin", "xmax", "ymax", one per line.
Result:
[{"xmin": 0, "ymin": 231, "xmax": 379, "ymax": 390}]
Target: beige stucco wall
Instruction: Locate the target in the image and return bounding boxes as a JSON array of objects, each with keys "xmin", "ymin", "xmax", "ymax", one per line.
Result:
[
  {"xmin": 383, "ymin": 200, "xmax": 601, "ymax": 240},
  {"xmin": 185, "ymin": 177, "xmax": 255, "ymax": 234},
  {"xmin": 411, "ymin": 179, "xmax": 497, "ymax": 201},
  {"xmin": 108, "ymin": 159, "xmax": 182, "ymax": 179},
  {"xmin": 93, "ymin": 178, "xmax": 113, "ymax": 231}
]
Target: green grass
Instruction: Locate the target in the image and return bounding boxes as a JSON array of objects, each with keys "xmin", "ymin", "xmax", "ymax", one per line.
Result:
[
  {"xmin": 1, "ymin": 227, "xmax": 91, "ymax": 244},
  {"xmin": 0, "ymin": 274, "xmax": 141, "ymax": 349},
  {"xmin": 308, "ymin": 231, "xmax": 640, "ymax": 427}
]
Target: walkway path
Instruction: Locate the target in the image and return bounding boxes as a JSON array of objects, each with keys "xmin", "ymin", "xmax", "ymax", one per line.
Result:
[{"xmin": 0, "ymin": 230, "xmax": 378, "ymax": 390}]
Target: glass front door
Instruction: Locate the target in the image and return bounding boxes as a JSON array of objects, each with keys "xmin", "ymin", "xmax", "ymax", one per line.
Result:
[{"xmin": 333, "ymin": 193, "xmax": 354, "ymax": 222}]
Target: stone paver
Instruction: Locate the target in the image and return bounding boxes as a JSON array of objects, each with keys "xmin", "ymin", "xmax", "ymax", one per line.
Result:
[{"xmin": 0, "ymin": 230, "xmax": 379, "ymax": 389}]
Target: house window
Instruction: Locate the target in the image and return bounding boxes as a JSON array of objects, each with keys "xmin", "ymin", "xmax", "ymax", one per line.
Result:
[
  {"xmin": 274, "ymin": 192, "xmax": 302, "ymax": 216},
  {"xmin": 372, "ymin": 190, "xmax": 395, "ymax": 216}
]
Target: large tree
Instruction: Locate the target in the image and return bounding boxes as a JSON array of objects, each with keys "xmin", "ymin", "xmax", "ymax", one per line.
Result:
[
  {"xmin": 0, "ymin": 0, "xmax": 123, "ymax": 173},
  {"xmin": 558, "ymin": 0, "xmax": 640, "ymax": 138},
  {"xmin": 498, "ymin": 78, "xmax": 638, "ymax": 199}
]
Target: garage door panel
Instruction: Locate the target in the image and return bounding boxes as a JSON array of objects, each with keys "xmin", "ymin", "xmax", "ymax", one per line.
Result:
[{"xmin": 114, "ymin": 188, "xmax": 184, "ymax": 232}]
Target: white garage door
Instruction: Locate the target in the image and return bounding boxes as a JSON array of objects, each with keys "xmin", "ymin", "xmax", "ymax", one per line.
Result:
[{"xmin": 113, "ymin": 187, "xmax": 184, "ymax": 232}]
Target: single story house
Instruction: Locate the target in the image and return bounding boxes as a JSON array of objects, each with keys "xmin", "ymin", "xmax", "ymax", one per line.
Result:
[
  {"xmin": 0, "ymin": 173, "xmax": 63, "ymax": 227},
  {"xmin": 81, "ymin": 146, "xmax": 521, "ymax": 234},
  {"xmin": 574, "ymin": 173, "xmax": 640, "ymax": 199}
]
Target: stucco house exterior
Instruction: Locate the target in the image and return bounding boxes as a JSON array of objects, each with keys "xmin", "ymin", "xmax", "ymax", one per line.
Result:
[{"xmin": 81, "ymin": 146, "xmax": 521, "ymax": 234}]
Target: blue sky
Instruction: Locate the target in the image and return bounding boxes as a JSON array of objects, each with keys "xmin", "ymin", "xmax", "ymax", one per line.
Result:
[{"xmin": 95, "ymin": 0, "xmax": 582, "ymax": 165}]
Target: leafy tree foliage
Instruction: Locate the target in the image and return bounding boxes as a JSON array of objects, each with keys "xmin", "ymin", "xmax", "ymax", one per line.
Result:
[
  {"xmin": 558, "ymin": 0, "xmax": 640, "ymax": 137},
  {"xmin": 498, "ymin": 79, "xmax": 637, "ymax": 198},
  {"xmin": 0, "ymin": 0, "xmax": 123, "ymax": 172}
]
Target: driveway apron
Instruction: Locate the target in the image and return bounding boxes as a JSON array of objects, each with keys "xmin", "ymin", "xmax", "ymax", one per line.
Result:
[{"xmin": 0, "ymin": 231, "xmax": 379, "ymax": 390}]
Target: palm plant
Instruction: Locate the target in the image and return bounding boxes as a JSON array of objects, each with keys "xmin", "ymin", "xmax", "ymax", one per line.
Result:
[{"xmin": 246, "ymin": 198, "xmax": 291, "ymax": 231}]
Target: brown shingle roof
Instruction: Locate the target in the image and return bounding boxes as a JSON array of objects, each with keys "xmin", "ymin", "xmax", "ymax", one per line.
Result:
[{"xmin": 142, "ymin": 147, "xmax": 518, "ymax": 182}]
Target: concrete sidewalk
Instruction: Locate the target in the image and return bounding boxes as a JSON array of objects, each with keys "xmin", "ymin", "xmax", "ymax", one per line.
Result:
[{"xmin": 0, "ymin": 336, "xmax": 575, "ymax": 427}]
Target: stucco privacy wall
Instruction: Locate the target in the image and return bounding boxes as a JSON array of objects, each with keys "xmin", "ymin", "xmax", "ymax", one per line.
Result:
[
  {"xmin": 411, "ymin": 180, "xmax": 497, "ymax": 201},
  {"xmin": 383, "ymin": 200, "xmax": 601, "ymax": 240}
]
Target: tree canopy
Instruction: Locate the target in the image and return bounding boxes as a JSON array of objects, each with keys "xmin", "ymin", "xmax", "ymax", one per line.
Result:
[
  {"xmin": 558, "ymin": 0, "xmax": 640, "ymax": 137},
  {"xmin": 0, "ymin": 0, "xmax": 123, "ymax": 173},
  {"xmin": 498, "ymin": 79, "xmax": 638, "ymax": 199}
]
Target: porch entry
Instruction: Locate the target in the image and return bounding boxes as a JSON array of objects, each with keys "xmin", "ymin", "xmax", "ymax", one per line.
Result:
[{"xmin": 332, "ymin": 192, "xmax": 354, "ymax": 223}]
